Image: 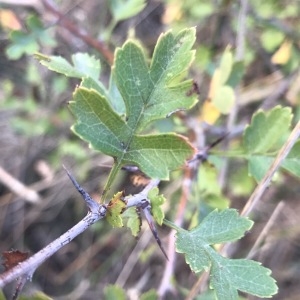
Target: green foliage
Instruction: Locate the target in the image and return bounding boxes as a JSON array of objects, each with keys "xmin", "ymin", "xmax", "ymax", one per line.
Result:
[
  {"xmin": 109, "ymin": 0, "xmax": 146, "ymax": 23},
  {"xmin": 106, "ymin": 192, "xmax": 126, "ymax": 227},
  {"xmin": 6, "ymin": 15, "xmax": 55, "ymax": 60},
  {"xmin": 104, "ymin": 284, "xmax": 126, "ymax": 300},
  {"xmin": 122, "ymin": 207, "xmax": 141, "ymax": 236},
  {"xmin": 148, "ymin": 187, "xmax": 166, "ymax": 225},
  {"xmin": 210, "ymin": 48, "xmax": 235, "ymax": 114},
  {"xmin": 175, "ymin": 209, "xmax": 278, "ymax": 299},
  {"xmin": 242, "ymin": 106, "xmax": 296, "ymax": 181},
  {"xmin": 37, "ymin": 28, "xmax": 198, "ymax": 180},
  {"xmin": 196, "ymin": 162, "xmax": 230, "ymax": 209},
  {"xmin": 140, "ymin": 289, "xmax": 157, "ymax": 300}
]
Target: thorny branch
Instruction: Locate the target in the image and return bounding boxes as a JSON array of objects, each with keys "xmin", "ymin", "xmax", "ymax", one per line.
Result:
[{"xmin": 0, "ymin": 168, "xmax": 161, "ymax": 294}]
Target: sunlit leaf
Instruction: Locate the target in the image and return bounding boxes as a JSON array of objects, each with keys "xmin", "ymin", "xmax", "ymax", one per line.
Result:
[{"xmin": 271, "ymin": 40, "xmax": 292, "ymax": 65}]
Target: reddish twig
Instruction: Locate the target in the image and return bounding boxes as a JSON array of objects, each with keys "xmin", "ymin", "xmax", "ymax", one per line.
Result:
[{"xmin": 42, "ymin": 0, "xmax": 114, "ymax": 65}]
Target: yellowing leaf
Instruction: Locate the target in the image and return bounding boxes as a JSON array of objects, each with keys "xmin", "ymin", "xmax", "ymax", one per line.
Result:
[
  {"xmin": 206, "ymin": 48, "xmax": 234, "ymax": 116},
  {"xmin": 106, "ymin": 192, "xmax": 126, "ymax": 228},
  {"xmin": 219, "ymin": 47, "xmax": 233, "ymax": 85},
  {"xmin": 212, "ymin": 85, "xmax": 235, "ymax": 114},
  {"xmin": 271, "ymin": 40, "xmax": 292, "ymax": 65},
  {"xmin": 208, "ymin": 69, "xmax": 221, "ymax": 99},
  {"xmin": 199, "ymin": 100, "xmax": 221, "ymax": 125},
  {"xmin": 162, "ymin": 2, "xmax": 182, "ymax": 24},
  {"xmin": 0, "ymin": 9, "xmax": 21, "ymax": 30}
]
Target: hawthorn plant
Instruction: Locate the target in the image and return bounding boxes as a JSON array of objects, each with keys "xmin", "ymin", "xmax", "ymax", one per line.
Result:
[{"xmin": 4, "ymin": 26, "xmax": 300, "ymax": 299}]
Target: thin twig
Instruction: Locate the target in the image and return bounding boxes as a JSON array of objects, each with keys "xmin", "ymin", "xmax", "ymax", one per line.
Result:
[
  {"xmin": 0, "ymin": 166, "xmax": 40, "ymax": 203},
  {"xmin": 0, "ymin": 168, "xmax": 107, "ymax": 288},
  {"xmin": 115, "ymin": 229, "xmax": 152, "ymax": 287},
  {"xmin": 247, "ymin": 201, "xmax": 285, "ymax": 259},
  {"xmin": 41, "ymin": 0, "xmax": 114, "ymax": 65}
]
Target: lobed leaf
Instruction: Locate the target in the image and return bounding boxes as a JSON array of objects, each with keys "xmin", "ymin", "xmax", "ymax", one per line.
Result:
[
  {"xmin": 175, "ymin": 209, "xmax": 277, "ymax": 298},
  {"xmin": 210, "ymin": 255, "xmax": 278, "ymax": 299},
  {"xmin": 35, "ymin": 52, "xmax": 101, "ymax": 81},
  {"xmin": 243, "ymin": 106, "xmax": 292, "ymax": 154},
  {"xmin": 113, "ymin": 28, "xmax": 197, "ymax": 131},
  {"xmin": 122, "ymin": 207, "xmax": 141, "ymax": 236},
  {"xmin": 193, "ymin": 209, "xmax": 253, "ymax": 245},
  {"xmin": 106, "ymin": 192, "xmax": 126, "ymax": 227},
  {"xmin": 38, "ymin": 29, "xmax": 197, "ymax": 180},
  {"xmin": 148, "ymin": 187, "xmax": 166, "ymax": 225},
  {"xmin": 66, "ymin": 28, "xmax": 197, "ymax": 180}
]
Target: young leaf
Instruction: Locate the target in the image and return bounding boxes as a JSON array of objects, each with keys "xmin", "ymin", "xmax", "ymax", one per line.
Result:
[
  {"xmin": 68, "ymin": 28, "xmax": 197, "ymax": 180},
  {"xmin": 148, "ymin": 187, "xmax": 166, "ymax": 225},
  {"xmin": 122, "ymin": 207, "xmax": 141, "ymax": 236},
  {"xmin": 106, "ymin": 192, "xmax": 126, "ymax": 228},
  {"xmin": 175, "ymin": 209, "xmax": 278, "ymax": 298}
]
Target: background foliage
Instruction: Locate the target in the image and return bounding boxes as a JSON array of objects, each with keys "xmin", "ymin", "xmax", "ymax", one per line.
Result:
[{"xmin": 0, "ymin": 0, "xmax": 300, "ymax": 299}]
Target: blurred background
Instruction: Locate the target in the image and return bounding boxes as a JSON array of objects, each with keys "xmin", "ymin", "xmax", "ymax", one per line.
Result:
[{"xmin": 0, "ymin": 0, "xmax": 300, "ymax": 299}]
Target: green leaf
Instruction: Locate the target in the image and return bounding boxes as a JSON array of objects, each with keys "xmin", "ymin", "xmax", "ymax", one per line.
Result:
[
  {"xmin": 68, "ymin": 28, "xmax": 197, "ymax": 180},
  {"xmin": 35, "ymin": 52, "xmax": 101, "ymax": 81},
  {"xmin": 148, "ymin": 187, "xmax": 166, "ymax": 225},
  {"xmin": 104, "ymin": 284, "xmax": 126, "ymax": 300},
  {"xmin": 109, "ymin": 0, "xmax": 147, "ymax": 22},
  {"xmin": 191, "ymin": 209, "xmax": 253, "ymax": 245},
  {"xmin": 210, "ymin": 255, "xmax": 278, "ymax": 299},
  {"xmin": 70, "ymin": 87, "xmax": 194, "ymax": 179},
  {"xmin": 281, "ymin": 140, "xmax": 300, "ymax": 177},
  {"xmin": 6, "ymin": 31, "xmax": 39, "ymax": 59},
  {"xmin": 140, "ymin": 289, "xmax": 157, "ymax": 300},
  {"xmin": 198, "ymin": 163, "xmax": 222, "ymax": 196},
  {"xmin": 113, "ymin": 28, "xmax": 197, "ymax": 131},
  {"xmin": 247, "ymin": 156, "xmax": 274, "ymax": 182},
  {"xmin": 212, "ymin": 85, "xmax": 235, "ymax": 114},
  {"xmin": 122, "ymin": 207, "xmax": 141, "ymax": 236},
  {"xmin": 243, "ymin": 106, "xmax": 292, "ymax": 154},
  {"xmin": 175, "ymin": 209, "xmax": 277, "ymax": 298},
  {"xmin": 219, "ymin": 48, "xmax": 233, "ymax": 85},
  {"xmin": 226, "ymin": 61, "xmax": 245, "ymax": 88},
  {"xmin": 6, "ymin": 15, "xmax": 55, "ymax": 60},
  {"xmin": 108, "ymin": 73, "xmax": 126, "ymax": 115},
  {"xmin": 106, "ymin": 192, "xmax": 126, "ymax": 227}
]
